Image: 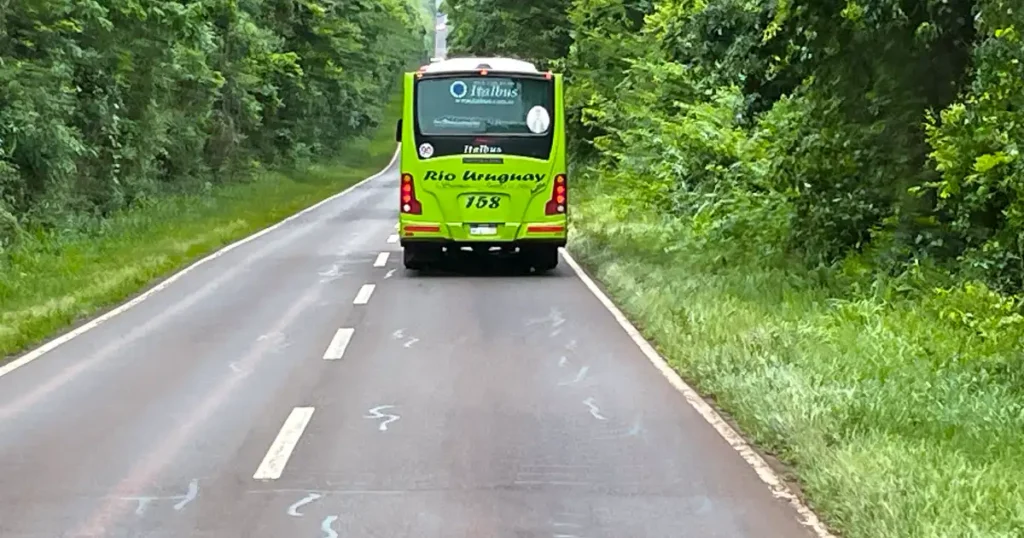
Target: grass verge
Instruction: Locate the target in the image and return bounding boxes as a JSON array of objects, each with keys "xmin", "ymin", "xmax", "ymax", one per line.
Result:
[
  {"xmin": 0, "ymin": 96, "xmax": 400, "ymax": 361},
  {"xmin": 568, "ymin": 184, "xmax": 1024, "ymax": 538}
]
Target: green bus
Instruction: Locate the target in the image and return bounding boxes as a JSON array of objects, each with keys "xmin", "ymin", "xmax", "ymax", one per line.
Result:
[{"xmin": 394, "ymin": 57, "xmax": 568, "ymax": 272}]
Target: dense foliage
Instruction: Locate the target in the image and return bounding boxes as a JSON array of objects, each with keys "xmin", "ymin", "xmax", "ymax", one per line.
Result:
[
  {"xmin": 443, "ymin": 0, "xmax": 1024, "ymax": 295},
  {"xmin": 441, "ymin": 0, "xmax": 571, "ymax": 69},
  {"xmin": 0, "ymin": 0, "xmax": 427, "ymax": 249}
]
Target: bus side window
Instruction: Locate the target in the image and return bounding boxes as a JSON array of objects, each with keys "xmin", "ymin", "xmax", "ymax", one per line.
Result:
[{"xmin": 395, "ymin": 119, "xmax": 402, "ymax": 142}]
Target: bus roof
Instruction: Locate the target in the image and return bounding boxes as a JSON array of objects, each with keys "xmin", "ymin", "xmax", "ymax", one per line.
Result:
[{"xmin": 420, "ymin": 56, "xmax": 541, "ymax": 75}]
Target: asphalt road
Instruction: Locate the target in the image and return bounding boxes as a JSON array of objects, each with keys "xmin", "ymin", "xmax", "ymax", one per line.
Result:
[{"xmin": 0, "ymin": 154, "xmax": 821, "ymax": 537}]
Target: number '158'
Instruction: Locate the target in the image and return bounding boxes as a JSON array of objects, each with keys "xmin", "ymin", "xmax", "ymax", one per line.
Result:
[{"xmin": 465, "ymin": 196, "xmax": 500, "ymax": 208}]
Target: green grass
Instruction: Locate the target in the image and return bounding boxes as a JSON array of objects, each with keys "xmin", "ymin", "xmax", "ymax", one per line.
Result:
[
  {"xmin": 568, "ymin": 185, "xmax": 1024, "ymax": 538},
  {"xmin": 0, "ymin": 96, "xmax": 401, "ymax": 361}
]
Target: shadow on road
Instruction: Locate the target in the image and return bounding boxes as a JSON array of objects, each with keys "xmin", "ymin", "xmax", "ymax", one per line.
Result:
[{"xmin": 407, "ymin": 250, "xmax": 568, "ymax": 278}]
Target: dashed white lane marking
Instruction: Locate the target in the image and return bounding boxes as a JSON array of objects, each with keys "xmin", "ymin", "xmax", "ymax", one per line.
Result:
[
  {"xmin": 373, "ymin": 252, "xmax": 389, "ymax": 267},
  {"xmin": 387, "ymin": 234, "xmax": 399, "ymax": 243},
  {"xmin": 560, "ymin": 248, "xmax": 836, "ymax": 538},
  {"xmin": 323, "ymin": 328, "xmax": 355, "ymax": 360},
  {"xmin": 253, "ymin": 407, "xmax": 315, "ymax": 480},
  {"xmin": 0, "ymin": 147, "xmax": 400, "ymax": 381},
  {"xmin": 394, "ymin": 222, "xmax": 399, "ymax": 230},
  {"xmin": 353, "ymin": 284, "xmax": 375, "ymax": 305}
]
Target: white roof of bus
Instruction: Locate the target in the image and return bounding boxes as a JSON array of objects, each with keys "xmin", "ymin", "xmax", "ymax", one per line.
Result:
[{"xmin": 421, "ymin": 56, "xmax": 540, "ymax": 74}]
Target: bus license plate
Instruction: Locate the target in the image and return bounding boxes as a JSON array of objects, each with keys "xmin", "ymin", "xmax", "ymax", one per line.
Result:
[{"xmin": 469, "ymin": 224, "xmax": 497, "ymax": 236}]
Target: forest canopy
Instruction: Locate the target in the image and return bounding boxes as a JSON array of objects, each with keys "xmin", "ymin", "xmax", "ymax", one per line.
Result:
[
  {"xmin": 0, "ymin": 0, "xmax": 429, "ymax": 248},
  {"xmin": 443, "ymin": 0, "xmax": 1024, "ymax": 294}
]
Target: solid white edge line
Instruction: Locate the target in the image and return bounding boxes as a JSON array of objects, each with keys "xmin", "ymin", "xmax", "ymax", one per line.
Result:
[
  {"xmin": 252, "ymin": 406, "xmax": 315, "ymax": 480},
  {"xmin": 323, "ymin": 328, "xmax": 355, "ymax": 360},
  {"xmin": 373, "ymin": 252, "xmax": 390, "ymax": 267},
  {"xmin": 353, "ymin": 284, "xmax": 376, "ymax": 305},
  {"xmin": 558, "ymin": 247, "xmax": 836, "ymax": 538},
  {"xmin": 0, "ymin": 145, "xmax": 401, "ymax": 381},
  {"xmin": 386, "ymin": 234, "xmax": 399, "ymax": 243}
]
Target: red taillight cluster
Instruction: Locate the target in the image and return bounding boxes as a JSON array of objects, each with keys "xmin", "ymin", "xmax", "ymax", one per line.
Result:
[
  {"xmin": 545, "ymin": 174, "xmax": 567, "ymax": 215},
  {"xmin": 401, "ymin": 173, "xmax": 422, "ymax": 214}
]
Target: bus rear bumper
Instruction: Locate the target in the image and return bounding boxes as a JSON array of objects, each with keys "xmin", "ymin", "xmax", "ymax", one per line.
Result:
[
  {"xmin": 399, "ymin": 237, "xmax": 567, "ymax": 250},
  {"xmin": 397, "ymin": 221, "xmax": 567, "ymax": 248},
  {"xmin": 400, "ymin": 237, "xmax": 565, "ymax": 272}
]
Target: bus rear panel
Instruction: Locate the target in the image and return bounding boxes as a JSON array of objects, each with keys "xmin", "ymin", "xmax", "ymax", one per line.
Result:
[{"xmin": 397, "ymin": 59, "xmax": 567, "ymax": 272}]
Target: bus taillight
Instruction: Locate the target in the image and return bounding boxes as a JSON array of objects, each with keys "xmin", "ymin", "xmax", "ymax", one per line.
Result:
[
  {"xmin": 401, "ymin": 173, "xmax": 422, "ymax": 214},
  {"xmin": 545, "ymin": 174, "xmax": 567, "ymax": 215}
]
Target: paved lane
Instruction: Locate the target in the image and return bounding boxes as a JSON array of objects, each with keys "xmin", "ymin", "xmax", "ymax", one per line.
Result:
[
  {"xmin": 0, "ymin": 159, "xmax": 400, "ymax": 537},
  {"xmin": 0, "ymin": 152, "xmax": 823, "ymax": 537}
]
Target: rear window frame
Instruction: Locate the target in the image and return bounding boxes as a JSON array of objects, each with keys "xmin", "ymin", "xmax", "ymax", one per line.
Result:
[{"xmin": 412, "ymin": 71, "xmax": 556, "ymax": 139}]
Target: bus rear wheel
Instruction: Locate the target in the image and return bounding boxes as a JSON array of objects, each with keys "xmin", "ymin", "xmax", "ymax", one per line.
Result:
[
  {"xmin": 403, "ymin": 243, "xmax": 441, "ymax": 271},
  {"xmin": 525, "ymin": 245, "xmax": 559, "ymax": 273}
]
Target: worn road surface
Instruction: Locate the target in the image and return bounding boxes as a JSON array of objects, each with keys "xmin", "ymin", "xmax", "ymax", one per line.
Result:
[{"xmin": 0, "ymin": 154, "xmax": 819, "ymax": 537}]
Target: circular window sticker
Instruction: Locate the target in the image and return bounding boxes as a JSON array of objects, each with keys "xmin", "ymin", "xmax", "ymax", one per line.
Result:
[
  {"xmin": 449, "ymin": 80, "xmax": 468, "ymax": 99},
  {"xmin": 526, "ymin": 106, "xmax": 551, "ymax": 134},
  {"xmin": 418, "ymin": 143, "xmax": 434, "ymax": 158}
]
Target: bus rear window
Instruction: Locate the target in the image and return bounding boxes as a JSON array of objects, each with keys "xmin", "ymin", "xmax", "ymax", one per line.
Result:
[{"xmin": 415, "ymin": 76, "xmax": 554, "ymax": 137}]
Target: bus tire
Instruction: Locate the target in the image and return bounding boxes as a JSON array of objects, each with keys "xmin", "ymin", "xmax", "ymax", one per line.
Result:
[
  {"xmin": 403, "ymin": 244, "xmax": 432, "ymax": 271},
  {"xmin": 401, "ymin": 242, "xmax": 442, "ymax": 270},
  {"xmin": 528, "ymin": 245, "xmax": 559, "ymax": 273}
]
